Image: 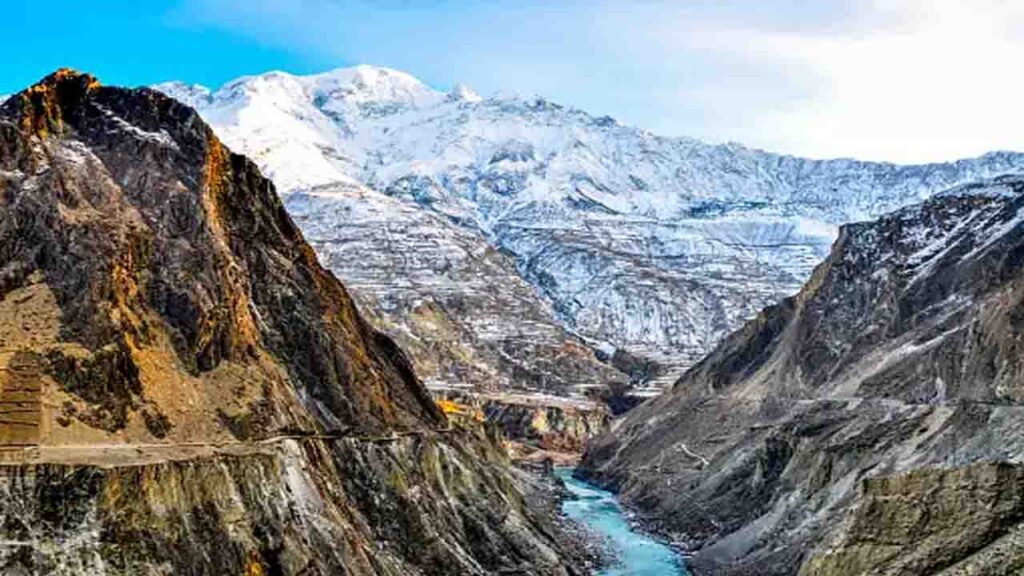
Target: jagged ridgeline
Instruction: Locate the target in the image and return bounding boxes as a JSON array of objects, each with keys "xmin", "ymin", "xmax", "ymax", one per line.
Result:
[
  {"xmin": 159, "ymin": 66, "xmax": 1024, "ymax": 398},
  {"xmin": 0, "ymin": 70, "xmax": 589, "ymax": 575},
  {"xmin": 579, "ymin": 175, "xmax": 1024, "ymax": 575}
]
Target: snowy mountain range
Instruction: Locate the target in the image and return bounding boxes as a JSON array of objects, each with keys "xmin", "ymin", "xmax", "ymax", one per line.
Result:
[{"xmin": 155, "ymin": 65, "xmax": 1024, "ymax": 393}]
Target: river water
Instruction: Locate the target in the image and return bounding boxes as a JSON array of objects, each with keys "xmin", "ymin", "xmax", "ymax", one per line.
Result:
[{"xmin": 555, "ymin": 468, "xmax": 687, "ymax": 575}]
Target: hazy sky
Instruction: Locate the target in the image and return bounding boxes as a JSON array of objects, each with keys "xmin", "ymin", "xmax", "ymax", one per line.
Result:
[{"xmin": 3, "ymin": 0, "xmax": 1022, "ymax": 163}]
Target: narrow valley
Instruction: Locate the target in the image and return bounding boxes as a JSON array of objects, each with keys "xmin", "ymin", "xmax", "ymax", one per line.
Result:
[{"xmin": 4, "ymin": 3, "xmax": 1024, "ymax": 574}]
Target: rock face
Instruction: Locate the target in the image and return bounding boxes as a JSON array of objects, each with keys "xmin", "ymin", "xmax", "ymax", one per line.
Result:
[
  {"xmin": 157, "ymin": 66, "xmax": 1024, "ymax": 391},
  {"xmin": 802, "ymin": 462, "xmax": 1024, "ymax": 576},
  {"xmin": 0, "ymin": 429, "xmax": 584, "ymax": 576},
  {"xmin": 441, "ymin": 391, "xmax": 610, "ymax": 456},
  {"xmin": 578, "ymin": 175, "xmax": 1024, "ymax": 575},
  {"xmin": 157, "ymin": 70, "xmax": 631, "ymax": 412},
  {"xmin": 285, "ymin": 186, "xmax": 627, "ymax": 402},
  {"xmin": 0, "ymin": 70, "xmax": 589, "ymax": 575}
]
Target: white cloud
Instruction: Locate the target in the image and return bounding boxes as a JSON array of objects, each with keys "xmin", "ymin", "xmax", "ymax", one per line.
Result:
[{"xmin": 677, "ymin": 0, "xmax": 1024, "ymax": 162}]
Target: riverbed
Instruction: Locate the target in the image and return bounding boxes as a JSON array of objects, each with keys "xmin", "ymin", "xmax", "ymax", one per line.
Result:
[{"xmin": 556, "ymin": 468, "xmax": 687, "ymax": 575}]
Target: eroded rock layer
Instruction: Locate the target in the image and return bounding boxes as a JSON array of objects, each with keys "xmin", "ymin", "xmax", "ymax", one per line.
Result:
[
  {"xmin": 0, "ymin": 430, "xmax": 585, "ymax": 576},
  {"xmin": 439, "ymin": 391, "xmax": 610, "ymax": 457},
  {"xmin": 802, "ymin": 462, "xmax": 1024, "ymax": 576}
]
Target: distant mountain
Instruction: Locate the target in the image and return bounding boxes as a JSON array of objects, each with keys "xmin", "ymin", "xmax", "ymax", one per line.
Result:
[
  {"xmin": 156, "ymin": 66, "xmax": 1024, "ymax": 393},
  {"xmin": 286, "ymin": 184, "xmax": 626, "ymax": 399},
  {"xmin": 578, "ymin": 175, "xmax": 1024, "ymax": 575},
  {"xmin": 0, "ymin": 69, "xmax": 589, "ymax": 574}
]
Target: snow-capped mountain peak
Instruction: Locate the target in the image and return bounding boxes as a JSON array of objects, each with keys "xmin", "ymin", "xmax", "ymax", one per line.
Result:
[
  {"xmin": 309, "ymin": 65, "xmax": 444, "ymax": 109},
  {"xmin": 156, "ymin": 66, "xmax": 1024, "ymax": 392},
  {"xmin": 149, "ymin": 80, "xmax": 211, "ymax": 109},
  {"xmin": 447, "ymin": 83, "xmax": 482, "ymax": 103}
]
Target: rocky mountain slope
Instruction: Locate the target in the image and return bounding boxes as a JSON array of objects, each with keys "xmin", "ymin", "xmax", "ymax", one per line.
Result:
[
  {"xmin": 285, "ymin": 183, "xmax": 621, "ymax": 456},
  {"xmin": 578, "ymin": 175, "xmax": 1024, "ymax": 575},
  {"xmin": 802, "ymin": 462, "xmax": 1024, "ymax": 576},
  {"xmin": 0, "ymin": 69, "xmax": 591, "ymax": 575},
  {"xmin": 285, "ymin": 184, "xmax": 626, "ymax": 401},
  {"xmin": 157, "ymin": 66, "xmax": 1024, "ymax": 392}
]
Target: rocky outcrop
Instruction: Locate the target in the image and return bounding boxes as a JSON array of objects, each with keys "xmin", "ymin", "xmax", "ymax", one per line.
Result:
[
  {"xmin": 0, "ymin": 70, "xmax": 589, "ymax": 575},
  {"xmin": 579, "ymin": 176, "xmax": 1024, "ymax": 575},
  {"xmin": 439, "ymin": 392, "xmax": 610, "ymax": 456},
  {"xmin": 802, "ymin": 463, "xmax": 1024, "ymax": 576}
]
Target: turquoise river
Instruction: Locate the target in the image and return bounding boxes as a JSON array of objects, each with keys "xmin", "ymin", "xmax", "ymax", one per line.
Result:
[{"xmin": 556, "ymin": 468, "xmax": 687, "ymax": 575}]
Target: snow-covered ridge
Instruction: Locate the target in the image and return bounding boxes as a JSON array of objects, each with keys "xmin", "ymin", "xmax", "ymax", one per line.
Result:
[{"xmin": 155, "ymin": 65, "xmax": 1024, "ymax": 387}]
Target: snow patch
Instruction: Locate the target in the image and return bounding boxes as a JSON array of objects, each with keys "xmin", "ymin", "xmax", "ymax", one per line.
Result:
[{"xmin": 95, "ymin": 104, "xmax": 178, "ymax": 149}]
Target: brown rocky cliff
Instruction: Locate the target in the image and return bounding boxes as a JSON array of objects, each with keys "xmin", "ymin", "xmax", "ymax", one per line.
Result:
[
  {"xmin": 0, "ymin": 70, "xmax": 590, "ymax": 575},
  {"xmin": 0, "ymin": 69, "xmax": 442, "ymax": 443}
]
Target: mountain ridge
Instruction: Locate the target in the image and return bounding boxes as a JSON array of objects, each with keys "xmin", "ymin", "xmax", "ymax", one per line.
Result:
[
  {"xmin": 156, "ymin": 65, "xmax": 1024, "ymax": 393},
  {"xmin": 578, "ymin": 173, "xmax": 1024, "ymax": 575},
  {"xmin": 0, "ymin": 69, "xmax": 592, "ymax": 575}
]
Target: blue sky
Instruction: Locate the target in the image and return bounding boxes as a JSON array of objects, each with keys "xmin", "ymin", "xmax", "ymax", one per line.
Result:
[{"xmin": 2, "ymin": 1, "xmax": 1022, "ymax": 162}]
